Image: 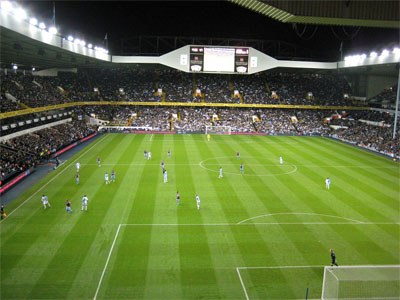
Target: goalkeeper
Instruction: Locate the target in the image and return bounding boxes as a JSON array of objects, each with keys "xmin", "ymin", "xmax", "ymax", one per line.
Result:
[{"xmin": 330, "ymin": 249, "xmax": 338, "ymax": 266}]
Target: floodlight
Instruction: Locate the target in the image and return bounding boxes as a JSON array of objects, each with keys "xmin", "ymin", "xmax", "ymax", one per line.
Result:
[
  {"xmin": 79, "ymin": 40, "xmax": 86, "ymax": 46},
  {"xmin": 74, "ymin": 38, "xmax": 81, "ymax": 44},
  {"xmin": 392, "ymin": 47, "xmax": 400, "ymax": 54},
  {"xmin": 381, "ymin": 49, "xmax": 389, "ymax": 57},
  {"xmin": 48, "ymin": 26, "xmax": 57, "ymax": 35},
  {"xmin": 360, "ymin": 54, "xmax": 367, "ymax": 60},
  {"xmin": 370, "ymin": 51, "xmax": 377, "ymax": 58},
  {"xmin": 38, "ymin": 22, "xmax": 46, "ymax": 29},
  {"xmin": 29, "ymin": 17, "xmax": 38, "ymax": 26},
  {"xmin": 12, "ymin": 64, "xmax": 18, "ymax": 70},
  {"xmin": 87, "ymin": 43, "xmax": 93, "ymax": 49},
  {"xmin": 67, "ymin": 35, "xmax": 74, "ymax": 42},
  {"xmin": 1, "ymin": 1, "xmax": 13, "ymax": 13},
  {"xmin": 14, "ymin": 7, "xmax": 27, "ymax": 20},
  {"xmin": 32, "ymin": 67, "xmax": 36, "ymax": 71},
  {"xmin": 344, "ymin": 56, "xmax": 351, "ymax": 61}
]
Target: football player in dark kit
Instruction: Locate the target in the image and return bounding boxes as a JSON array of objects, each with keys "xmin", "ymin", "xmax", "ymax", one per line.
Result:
[{"xmin": 330, "ymin": 249, "xmax": 338, "ymax": 266}]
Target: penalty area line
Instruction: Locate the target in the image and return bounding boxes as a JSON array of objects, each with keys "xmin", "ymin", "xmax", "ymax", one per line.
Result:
[
  {"xmin": 236, "ymin": 267, "xmax": 250, "ymax": 300},
  {"xmin": 93, "ymin": 224, "xmax": 122, "ymax": 300},
  {"xmin": 236, "ymin": 265, "xmax": 325, "ymax": 300}
]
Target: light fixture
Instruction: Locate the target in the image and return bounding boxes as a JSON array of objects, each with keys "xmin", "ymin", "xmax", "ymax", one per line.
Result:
[
  {"xmin": 38, "ymin": 22, "xmax": 46, "ymax": 29},
  {"xmin": 74, "ymin": 38, "xmax": 81, "ymax": 44},
  {"xmin": 32, "ymin": 67, "xmax": 36, "ymax": 71},
  {"xmin": 87, "ymin": 43, "xmax": 93, "ymax": 49},
  {"xmin": 79, "ymin": 40, "xmax": 86, "ymax": 46},
  {"xmin": 392, "ymin": 47, "xmax": 400, "ymax": 55},
  {"xmin": 1, "ymin": 1, "xmax": 13, "ymax": 13},
  {"xmin": 29, "ymin": 17, "xmax": 38, "ymax": 26},
  {"xmin": 380, "ymin": 49, "xmax": 389, "ymax": 57},
  {"xmin": 12, "ymin": 64, "xmax": 18, "ymax": 70},
  {"xmin": 370, "ymin": 51, "xmax": 377, "ymax": 58},
  {"xmin": 48, "ymin": 26, "xmax": 57, "ymax": 35},
  {"xmin": 14, "ymin": 7, "xmax": 27, "ymax": 20},
  {"xmin": 67, "ymin": 35, "xmax": 74, "ymax": 42}
]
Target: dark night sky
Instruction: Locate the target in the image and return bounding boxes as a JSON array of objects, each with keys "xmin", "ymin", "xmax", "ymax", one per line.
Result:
[{"xmin": 21, "ymin": 1, "xmax": 399, "ymax": 60}]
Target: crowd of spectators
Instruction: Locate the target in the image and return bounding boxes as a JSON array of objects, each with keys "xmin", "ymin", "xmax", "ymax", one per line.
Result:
[
  {"xmin": 1, "ymin": 68, "xmax": 360, "ymax": 108},
  {"xmin": 368, "ymin": 85, "xmax": 397, "ymax": 109},
  {"xmin": 0, "ymin": 121, "xmax": 96, "ymax": 184},
  {"xmin": 0, "ymin": 72, "xmax": 72, "ymax": 108}
]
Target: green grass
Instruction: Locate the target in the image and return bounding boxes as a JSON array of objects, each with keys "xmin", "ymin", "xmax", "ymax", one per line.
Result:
[{"xmin": 1, "ymin": 134, "xmax": 399, "ymax": 300}]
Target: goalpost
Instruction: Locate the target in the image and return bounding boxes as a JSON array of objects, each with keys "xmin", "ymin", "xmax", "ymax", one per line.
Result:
[
  {"xmin": 205, "ymin": 125, "xmax": 232, "ymax": 135},
  {"xmin": 321, "ymin": 265, "xmax": 400, "ymax": 300}
]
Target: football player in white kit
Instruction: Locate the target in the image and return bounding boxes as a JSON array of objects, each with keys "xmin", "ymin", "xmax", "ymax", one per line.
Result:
[
  {"xmin": 81, "ymin": 195, "xmax": 89, "ymax": 211},
  {"xmin": 325, "ymin": 177, "xmax": 331, "ymax": 190},
  {"xmin": 41, "ymin": 194, "xmax": 51, "ymax": 209},
  {"xmin": 195, "ymin": 194, "xmax": 201, "ymax": 210}
]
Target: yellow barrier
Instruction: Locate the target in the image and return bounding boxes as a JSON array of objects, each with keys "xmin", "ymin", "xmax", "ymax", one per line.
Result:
[{"xmin": 0, "ymin": 101, "xmax": 371, "ymax": 120}]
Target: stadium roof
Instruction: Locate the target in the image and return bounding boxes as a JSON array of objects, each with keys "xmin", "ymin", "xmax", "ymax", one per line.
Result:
[
  {"xmin": 0, "ymin": 1, "xmax": 399, "ymax": 71},
  {"xmin": 231, "ymin": 0, "xmax": 400, "ymax": 28}
]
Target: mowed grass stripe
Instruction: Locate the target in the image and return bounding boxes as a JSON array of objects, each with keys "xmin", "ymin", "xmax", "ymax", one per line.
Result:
[
  {"xmin": 298, "ymin": 138, "xmax": 398, "ymax": 202},
  {"xmin": 282, "ymin": 138, "xmax": 400, "ymax": 260},
  {"xmin": 318, "ymin": 138, "xmax": 399, "ymax": 182},
  {"xmin": 194, "ymin": 135, "xmax": 257, "ymax": 299},
  {"xmin": 246, "ymin": 138, "xmax": 357, "ymax": 273},
  {"xmin": 276, "ymin": 138, "xmax": 400, "ymax": 264},
  {"xmin": 143, "ymin": 134, "xmax": 183, "ymax": 300},
  {"xmin": 1, "ymin": 134, "xmax": 398, "ymax": 300},
  {"xmin": 67, "ymin": 134, "xmax": 146, "ymax": 299},
  {"xmin": 203, "ymin": 136, "xmax": 319, "ymax": 299},
  {"xmin": 305, "ymin": 141, "xmax": 400, "ymax": 221},
  {"xmin": 280, "ymin": 138, "xmax": 398, "ymax": 262},
  {"xmin": 282, "ymin": 137, "xmax": 393, "ymax": 223},
  {"xmin": 223, "ymin": 138, "xmax": 328, "ymax": 299},
  {"xmin": 0, "ymin": 135, "xmax": 112, "ymax": 299},
  {"xmin": 24, "ymin": 135, "xmax": 128, "ymax": 299},
  {"xmin": 174, "ymin": 135, "xmax": 221, "ymax": 299},
  {"xmin": 98, "ymin": 134, "xmax": 159, "ymax": 299}
]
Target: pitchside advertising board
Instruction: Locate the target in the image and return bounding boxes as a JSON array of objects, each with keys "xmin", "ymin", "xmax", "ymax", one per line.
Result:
[{"xmin": 189, "ymin": 46, "xmax": 249, "ymax": 74}]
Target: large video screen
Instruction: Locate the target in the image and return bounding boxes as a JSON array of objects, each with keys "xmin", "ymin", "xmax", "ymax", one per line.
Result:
[{"xmin": 189, "ymin": 46, "xmax": 249, "ymax": 73}]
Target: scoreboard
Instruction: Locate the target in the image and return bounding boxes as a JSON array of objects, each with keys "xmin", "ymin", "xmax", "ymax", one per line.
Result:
[{"xmin": 189, "ymin": 46, "xmax": 249, "ymax": 74}]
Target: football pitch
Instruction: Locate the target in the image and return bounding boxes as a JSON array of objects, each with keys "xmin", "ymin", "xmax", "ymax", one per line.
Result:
[{"xmin": 1, "ymin": 133, "xmax": 399, "ymax": 300}]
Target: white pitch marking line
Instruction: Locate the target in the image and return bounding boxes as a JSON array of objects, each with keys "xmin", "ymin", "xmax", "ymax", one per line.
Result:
[
  {"xmin": 93, "ymin": 224, "xmax": 122, "ymax": 300},
  {"xmin": 237, "ymin": 212, "xmax": 365, "ymax": 225},
  {"xmin": 236, "ymin": 267, "xmax": 250, "ymax": 300},
  {"xmin": 236, "ymin": 265, "xmax": 325, "ymax": 300},
  {"xmin": 0, "ymin": 134, "xmax": 108, "ymax": 223},
  {"xmin": 237, "ymin": 265, "xmax": 325, "ymax": 270},
  {"xmin": 149, "ymin": 134, "xmax": 154, "ymax": 141},
  {"xmin": 119, "ymin": 222, "xmax": 399, "ymax": 226}
]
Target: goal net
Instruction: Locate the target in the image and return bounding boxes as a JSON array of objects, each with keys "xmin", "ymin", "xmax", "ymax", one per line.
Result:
[
  {"xmin": 321, "ymin": 265, "xmax": 400, "ymax": 300},
  {"xmin": 205, "ymin": 125, "xmax": 231, "ymax": 135}
]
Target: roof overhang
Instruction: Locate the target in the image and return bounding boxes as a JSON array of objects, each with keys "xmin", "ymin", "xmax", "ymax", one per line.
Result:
[{"xmin": 230, "ymin": 0, "xmax": 400, "ymax": 28}]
